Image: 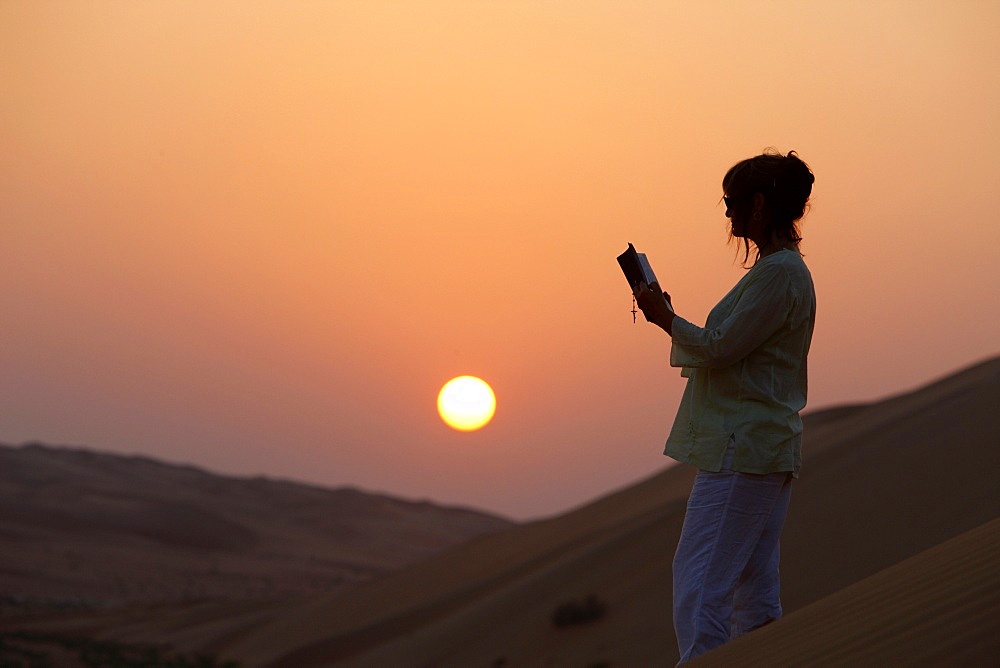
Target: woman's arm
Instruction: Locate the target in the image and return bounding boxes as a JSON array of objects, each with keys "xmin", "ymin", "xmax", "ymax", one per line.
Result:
[{"xmin": 670, "ymin": 263, "xmax": 795, "ymax": 369}]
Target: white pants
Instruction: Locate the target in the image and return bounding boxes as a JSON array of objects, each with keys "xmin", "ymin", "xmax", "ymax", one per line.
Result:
[{"xmin": 672, "ymin": 441, "xmax": 793, "ymax": 664}]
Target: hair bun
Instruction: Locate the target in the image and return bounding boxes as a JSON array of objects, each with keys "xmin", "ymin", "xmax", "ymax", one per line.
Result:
[{"xmin": 785, "ymin": 150, "xmax": 815, "ymax": 182}]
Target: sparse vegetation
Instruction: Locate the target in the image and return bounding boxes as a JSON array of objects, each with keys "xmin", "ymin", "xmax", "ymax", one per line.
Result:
[
  {"xmin": 551, "ymin": 594, "xmax": 607, "ymax": 628},
  {"xmin": 0, "ymin": 631, "xmax": 240, "ymax": 668}
]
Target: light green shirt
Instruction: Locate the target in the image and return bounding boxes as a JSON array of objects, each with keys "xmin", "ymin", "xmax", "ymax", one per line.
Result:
[{"xmin": 665, "ymin": 249, "xmax": 816, "ymax": 476}]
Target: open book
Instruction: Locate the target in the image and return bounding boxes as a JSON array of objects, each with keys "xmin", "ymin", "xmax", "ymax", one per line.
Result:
[{"xmin": 617, "ymin": 242, "xmax": 659, "ymax": 290}]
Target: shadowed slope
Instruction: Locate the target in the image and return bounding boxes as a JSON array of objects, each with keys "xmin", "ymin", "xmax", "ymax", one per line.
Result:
[
  {"xmin": 221, "ymin": 461, "xmax": 699, "ymax": 665},
  {"xmin": 779, "ymin": 354, "xmax": 1000, "ymax": 609}
]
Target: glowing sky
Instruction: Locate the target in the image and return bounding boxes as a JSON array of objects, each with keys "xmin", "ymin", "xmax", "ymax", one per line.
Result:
[{"xmin": 2, "ymin": 1, "xmax": 998, "ymax": 519}]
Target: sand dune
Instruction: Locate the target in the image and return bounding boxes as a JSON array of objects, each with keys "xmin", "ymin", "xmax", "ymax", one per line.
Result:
[
  {"xmin": 0, "ymin": 444, "xmax": 513, "ymax": 606},
  {"xmin": 4, "ymin": 356, "xmax": 999, "ymax": 666},
  {"xmin": 691, "ymin": 516, "xmax": 1000, "ymax": 666}
]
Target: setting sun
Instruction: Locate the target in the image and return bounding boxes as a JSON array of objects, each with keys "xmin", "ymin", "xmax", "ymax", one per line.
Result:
[{"xmin": 437, "ymin": 376, "xmax": 496, "ymax": 432}]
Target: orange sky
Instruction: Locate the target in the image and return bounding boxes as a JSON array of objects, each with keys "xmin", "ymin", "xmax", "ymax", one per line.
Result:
[{"xmin": 2, "ymin": 1, "xmax": 998, "ymax": 519}]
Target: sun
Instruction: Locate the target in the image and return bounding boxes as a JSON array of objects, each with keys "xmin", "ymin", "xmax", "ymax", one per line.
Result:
[{"xmin": 437, "ymin": 376, "xmax": 496, "ymax": 432}]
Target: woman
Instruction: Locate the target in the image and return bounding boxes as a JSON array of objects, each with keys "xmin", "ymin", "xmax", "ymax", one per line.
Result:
[{"xmin": 634, "ymin": 149, "xmax": 816, "ymax": 664}]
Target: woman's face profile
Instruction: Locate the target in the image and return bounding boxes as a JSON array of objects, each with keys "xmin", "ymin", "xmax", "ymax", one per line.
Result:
[
  {"xmin": 726, "ymin": 192, "xmax": 764, "ymax": 241},
  {"xmin": 725, "ymin": 194, "xmax": 748, "ymax": 238}
]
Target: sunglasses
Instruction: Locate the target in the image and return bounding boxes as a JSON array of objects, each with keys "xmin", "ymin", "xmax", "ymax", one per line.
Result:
[{"xmin": 723, "ymin": 195, "xmax": 749, "ymax": 210}]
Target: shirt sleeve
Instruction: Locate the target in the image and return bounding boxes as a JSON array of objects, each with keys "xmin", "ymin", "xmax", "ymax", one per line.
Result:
[{"xmin": 670, "ymin": 262, "xmax": 794, "ymax": 369}]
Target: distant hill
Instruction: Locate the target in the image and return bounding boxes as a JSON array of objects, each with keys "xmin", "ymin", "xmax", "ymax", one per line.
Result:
[
  {"xmin": 4, "ymin": 355, "xmax": 1000, "ymax": 667},
  {"xmin": 0, "ymin": 443, "xmax": 514, "ymax": 606}
]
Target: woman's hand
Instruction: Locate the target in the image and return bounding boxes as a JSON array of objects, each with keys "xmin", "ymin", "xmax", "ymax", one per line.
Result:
[{"xmin": 634, "ymin": 282, "xmax": 675, "ymax": 333}]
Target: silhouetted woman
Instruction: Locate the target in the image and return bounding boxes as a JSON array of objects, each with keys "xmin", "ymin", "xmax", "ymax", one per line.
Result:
[{"xmin": 634, "ymin": 149, "xmax": 816, "ymax": 664}]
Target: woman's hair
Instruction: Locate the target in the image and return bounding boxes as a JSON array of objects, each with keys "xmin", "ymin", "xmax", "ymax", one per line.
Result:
[{"xmin": 723, "ymin": 148, "xmax": 815, "ymax": 265}]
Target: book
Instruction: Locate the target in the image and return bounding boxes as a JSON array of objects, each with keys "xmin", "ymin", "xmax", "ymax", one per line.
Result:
[{"xmin": 617, "ymin": 242, "xmax": 659, "ymax": 290}]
